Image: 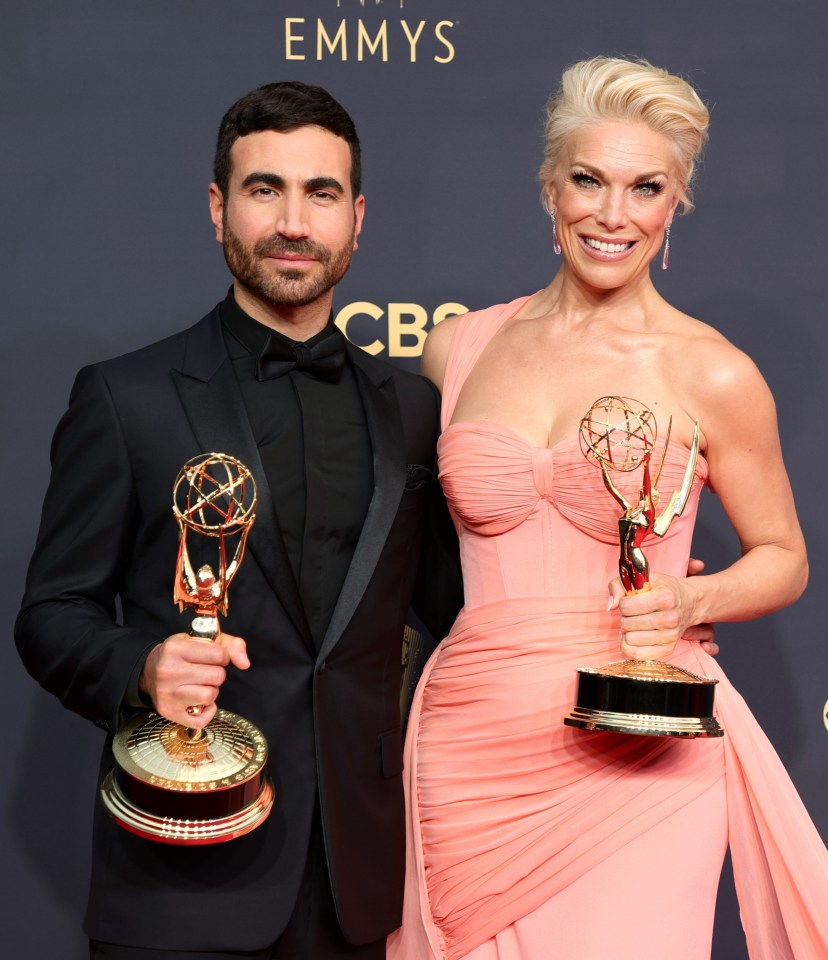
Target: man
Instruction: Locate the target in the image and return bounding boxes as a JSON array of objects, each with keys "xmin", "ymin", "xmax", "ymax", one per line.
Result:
[{"xmin": 16, "ymin": 82, "xmax": 459, "ymax": 959}]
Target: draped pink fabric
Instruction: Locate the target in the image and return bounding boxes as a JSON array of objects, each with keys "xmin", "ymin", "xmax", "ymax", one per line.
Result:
[{"xmin": 387, "ymin": 298, "xmax": 828, "ymax": 959}]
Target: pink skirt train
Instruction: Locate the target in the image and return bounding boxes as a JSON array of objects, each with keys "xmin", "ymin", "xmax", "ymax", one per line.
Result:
[{"xmin": 387, "ymin": 597, "xmax": 828, "ymax": 959}]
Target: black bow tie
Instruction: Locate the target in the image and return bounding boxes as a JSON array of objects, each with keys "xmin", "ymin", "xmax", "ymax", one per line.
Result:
[{"xmin": 257, "ymin": 328, "xmax": 346, "ymax": 383}]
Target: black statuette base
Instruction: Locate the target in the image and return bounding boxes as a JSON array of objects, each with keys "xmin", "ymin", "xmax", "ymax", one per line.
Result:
[{"xmin": 563, "ymin": 662, "xmax": 724, "ymax": 739}]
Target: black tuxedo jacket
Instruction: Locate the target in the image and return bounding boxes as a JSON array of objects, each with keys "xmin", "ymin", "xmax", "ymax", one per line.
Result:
[{"xmin": 16, "ymin": 303, "xmax": 458, "ymax": 951}]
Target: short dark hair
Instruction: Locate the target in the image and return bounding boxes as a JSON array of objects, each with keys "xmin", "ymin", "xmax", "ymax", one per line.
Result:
[{"xmin": 213, "ymin": 81, "xmax": 362, "ymax": 198}]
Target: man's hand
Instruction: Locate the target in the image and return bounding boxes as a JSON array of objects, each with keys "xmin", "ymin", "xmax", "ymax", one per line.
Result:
[
  {"xmin": 685, "ymin": 558, "xmax": 718, "ymax": 657},
  {"xmin": 138, "ymin": 632, "xmax": 250, "ymax": 728}
]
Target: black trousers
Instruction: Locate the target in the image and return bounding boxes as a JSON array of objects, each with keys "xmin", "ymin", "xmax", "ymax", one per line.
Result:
[{"xmin": 90, "ymin": 815, "xmax": 388, "ymax": 960}]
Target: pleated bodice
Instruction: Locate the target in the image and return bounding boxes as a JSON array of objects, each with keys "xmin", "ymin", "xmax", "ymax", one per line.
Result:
[{"xmin": 439, "ymin": 422, "xmax": 707, "ymax": 608}]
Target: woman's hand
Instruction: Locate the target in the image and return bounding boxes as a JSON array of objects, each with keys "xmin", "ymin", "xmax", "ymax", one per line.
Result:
[{"xmin": 608, "ymin": 573, "xmax": 700, "ymax": 661}]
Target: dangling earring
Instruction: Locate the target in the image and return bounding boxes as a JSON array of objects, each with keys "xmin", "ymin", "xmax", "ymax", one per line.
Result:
[
  {"xmin": 551, "ymin": 209, "xmax": 562, "ymax": 256},
  {"xmin": 661, "ymin": 224, "xmax": 671, "ymax": 271}
]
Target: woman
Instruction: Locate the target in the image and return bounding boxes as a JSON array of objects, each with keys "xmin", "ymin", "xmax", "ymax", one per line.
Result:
[{"xmin": 388, "ymin": 57, "xmax": 828, "ymax": 960}]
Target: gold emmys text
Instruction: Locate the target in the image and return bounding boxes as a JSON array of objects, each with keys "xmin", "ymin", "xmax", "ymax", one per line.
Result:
[{"xmin": 283, "ymin": 18, "xmax": 456, "ymax": 63}]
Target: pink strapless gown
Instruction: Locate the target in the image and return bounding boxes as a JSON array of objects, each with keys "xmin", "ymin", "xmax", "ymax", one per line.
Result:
[{"xmin": 387, "ymin": 297, "xmax": 828, "ymax": 960}]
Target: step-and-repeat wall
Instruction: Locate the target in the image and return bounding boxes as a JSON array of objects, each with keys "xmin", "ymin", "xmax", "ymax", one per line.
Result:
[{"xmin": 4, "ymin": 2, "xmax": 826, "ymax": 957}]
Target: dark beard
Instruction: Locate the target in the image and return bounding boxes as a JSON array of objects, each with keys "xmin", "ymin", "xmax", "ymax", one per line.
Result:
[{"xmin": 222, "ymin": 226, "xmax": 355, "ymax": 309}]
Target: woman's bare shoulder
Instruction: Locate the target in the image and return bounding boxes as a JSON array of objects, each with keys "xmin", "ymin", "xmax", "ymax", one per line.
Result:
[
  {"xmin": 666, "ymin": 308, "xmax": 774, "ymax": 417},
  {"xmin": 421, "ymin": 312, "xmax": 465, "ymax": 392}
]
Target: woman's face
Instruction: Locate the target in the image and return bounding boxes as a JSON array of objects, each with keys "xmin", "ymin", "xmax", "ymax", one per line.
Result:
[{"xmin": 545, "ymin": 120, "xmax": 681, "ymax": 291}]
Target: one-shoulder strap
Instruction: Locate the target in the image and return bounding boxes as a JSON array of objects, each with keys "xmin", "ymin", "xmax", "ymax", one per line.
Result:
[{"xmin": 440, "ymin": 294, "xmax": 534, "ymax": 430}]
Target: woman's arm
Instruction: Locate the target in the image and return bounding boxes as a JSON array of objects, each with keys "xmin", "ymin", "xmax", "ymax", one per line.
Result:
[{"xmin": 612, "ymin": 341, "xmax": 807, "ymax": 660}]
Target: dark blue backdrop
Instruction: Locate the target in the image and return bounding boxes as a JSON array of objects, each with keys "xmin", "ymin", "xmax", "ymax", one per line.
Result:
[{"xmin": 3, "ymin": 2, "xmax": 826, "ymax": 956}]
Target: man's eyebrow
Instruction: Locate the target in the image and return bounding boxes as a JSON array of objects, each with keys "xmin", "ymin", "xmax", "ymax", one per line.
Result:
[
  {"xmin": 240, "ymin": 172, "xmax": 285, "ymax": 189},
  {"xmin": 306, "ymin": 176, "xmax": 345, "ymax": 193},
  {"xmin": 238, "ymin": 173, "xmax": 345, "ymax": 194}
]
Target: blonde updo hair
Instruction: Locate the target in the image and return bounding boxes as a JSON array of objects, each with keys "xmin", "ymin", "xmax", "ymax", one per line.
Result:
[{"xmin": 539, "ymin": 57, "xmax": 710, "ymax": 213}]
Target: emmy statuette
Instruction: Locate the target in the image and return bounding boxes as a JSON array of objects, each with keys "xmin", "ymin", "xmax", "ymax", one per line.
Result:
[
  {"xmin": 563, "ymin": 397, "xmax": 724, "ymax": 738},
  {"xmin": 100, "ymin": 453, "xmax": 275, "ymax": 844}
]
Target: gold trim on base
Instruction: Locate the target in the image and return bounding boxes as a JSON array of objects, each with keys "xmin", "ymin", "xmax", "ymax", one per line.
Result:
[
  {"xmin": 582, "ymin": 659, "xmax": 715, "ymax": 683},
  {"xmin": 100, "ymin": 769, "xmax": 275, "ymax": 845},
  {"xmin": 112, "ymin": 709, "xmax": 268, "ymax": 791},
  {"xmin": 563, "ymin": 706, "xmax": 724, "ymax": 738}
]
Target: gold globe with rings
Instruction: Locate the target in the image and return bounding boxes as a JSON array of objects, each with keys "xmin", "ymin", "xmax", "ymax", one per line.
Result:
[
  {"xmin": 579, "ymin": 395, "xmax": 658, "ymax": 474},
  {"xmin": 174, "ymin": 452, "xmax": 257, "ymax": 539}
]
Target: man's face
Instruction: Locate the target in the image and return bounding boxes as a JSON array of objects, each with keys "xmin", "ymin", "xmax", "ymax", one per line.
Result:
[{"xmin": 209, "ymin": 126, "xmax": 364, "ymax": 312}]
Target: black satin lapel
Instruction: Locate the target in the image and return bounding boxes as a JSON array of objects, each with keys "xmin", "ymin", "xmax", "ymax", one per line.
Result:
[
  {"xmin": 318, "ymin": 365, "xmax": 406, "ymax": 663},
  {"xmin": 171, "ymin": 358, "xmax": 313, "ymax": 648}
]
